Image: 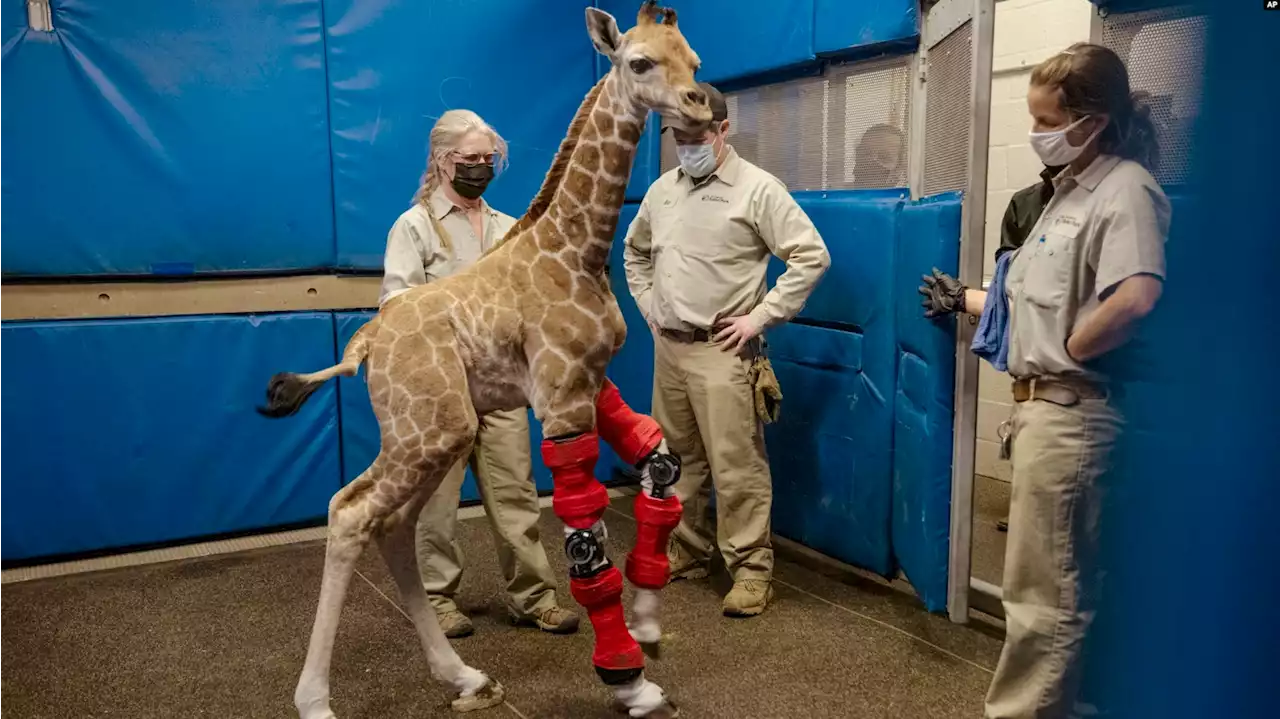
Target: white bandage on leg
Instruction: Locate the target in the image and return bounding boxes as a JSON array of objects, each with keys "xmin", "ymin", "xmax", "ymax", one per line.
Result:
[
  {"xmin": 629, "ymin": 588, "xmax": 661, "ymax": 644},
  {"xmin": 612, "ymin": 675, "xmax": 666, "ymax": 717}
]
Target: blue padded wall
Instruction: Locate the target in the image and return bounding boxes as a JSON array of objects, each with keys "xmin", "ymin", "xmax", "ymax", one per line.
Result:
[
  {"xmin": 893, "ymin": 192, "xmax": 962, "ymax": 612},
  {"xmin": 1, "ymin": 1, "xmax": 335, "ymax": 277},
  {"xmin": 325, "ymin": 0, "xmax": 597, "ymax": 269},
  {"xmin": 333, "ymin": 312, "xmax": 559, "ymax": 499},
  {"xmin": 0, "ymin": 313, "xmax": 341, "ymax": 562},
  {"xmin": 812, "ymin": 0, "xmax": 919, "ymax": 58},
  {"xmin": 596, "ymin": 0, "xmax": 815, "ymax": 85},
  {"xmin": 763, "ymin": 190, "xmax": 907, "ymax": 577}
]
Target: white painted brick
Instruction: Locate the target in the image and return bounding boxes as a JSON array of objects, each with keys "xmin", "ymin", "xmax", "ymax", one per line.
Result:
[
  {"xmin": 989, "ymin": 100, "xmax": 1033, "ymax": 148},
  {"xmin": 992, "ymin": 70, "xmax": 1031, "ymax": 103},
  {"xmin": 993, "ymin": 0, "xmax": 1094, "ymax": 72},
  {"xmin": 1007, "ymin": 144, "xmax": 1048, "ymax": 190},
  {"xmin": 976, "ymin": 439, "xmax": 1014, "ymax": 482},
  {"xmin": 979, "ymin": 360, "xmax": 1014, "ymax": 403},
  {"xmin": 978, "ymin": 398, "xmax": 1014, "ymax": 443},
  {"xmin": 987, "ymin": 146, "xmax": 1010, "ymax": 191}
]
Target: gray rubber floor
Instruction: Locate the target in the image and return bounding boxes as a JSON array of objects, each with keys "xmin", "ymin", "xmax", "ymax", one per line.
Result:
[{"xmin": 2, "ymin": 501, "xmax": 1005, "ymax": 719}]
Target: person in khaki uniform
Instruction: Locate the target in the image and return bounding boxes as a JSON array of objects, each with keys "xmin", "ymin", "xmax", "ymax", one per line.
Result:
[
  {"xmin": 623, "ymin": 83, "xmax": 830, "ymax": 618},
  {"xmin": 922, "ymin": 44, "xmax": 1169, "ymax": 718},
  {"xmin": 380, "ymin": 109, "xmax": 578, "ymax": 639}
]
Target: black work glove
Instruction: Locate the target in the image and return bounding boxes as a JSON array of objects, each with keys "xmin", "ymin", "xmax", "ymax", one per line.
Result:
[{"xmin": 918, "ymin": 268, "xmax": 967, "ymax": 318}]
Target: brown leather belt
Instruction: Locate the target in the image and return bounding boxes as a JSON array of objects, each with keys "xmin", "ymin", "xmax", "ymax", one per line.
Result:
[
  {"xmin": 659, "ymin": 327, "xmax": 713, "ymax": 344},
  {"xmin": 1012, "ymin": 376, "xmax": 1107, "ymax": 406}
]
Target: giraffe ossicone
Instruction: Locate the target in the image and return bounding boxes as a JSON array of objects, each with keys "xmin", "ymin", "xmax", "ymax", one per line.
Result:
[{"xmin": 257, "ymin": 3, "xmax": 709, "ymax": 718}]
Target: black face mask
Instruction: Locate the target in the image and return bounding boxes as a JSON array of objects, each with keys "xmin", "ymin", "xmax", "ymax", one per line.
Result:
[{"xmin": 451, "ymin": 162, "xmax": 494, "ymax": 199}]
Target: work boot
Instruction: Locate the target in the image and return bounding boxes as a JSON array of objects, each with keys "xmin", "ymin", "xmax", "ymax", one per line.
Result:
[
  {"xmin": 722, "ymin": 579, "xmax": 773, "ymax": 617},
  {"xmin": 667, "ymin": 542, "xmax": 709, "ymax": 581},
  {"xmin": 436, "ymin": 608, "xmax": 475, "ymax": 638},
  {"xmin": 510, "ymin": 604, "xmax": 580, "ymax": 634}
]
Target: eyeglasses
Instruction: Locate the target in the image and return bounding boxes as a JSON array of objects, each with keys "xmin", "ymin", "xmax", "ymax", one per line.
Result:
[{"xmin": 452, "ymin": 151, "xmax": 497, "ymax": 166}]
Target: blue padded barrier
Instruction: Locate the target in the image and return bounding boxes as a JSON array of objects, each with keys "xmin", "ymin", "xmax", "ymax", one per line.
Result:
[
  {"xmin": 812, "ymin": 0, "xmax": 919, "ymax": 58},
  {"xmin": 0, "ymin": 313, "xmax": 341, "ymax": 562},
  {"xmin": 1, "ymin": 1, "xmax": 335, "ymax": 277},
  {"xmin": 765, "ymin": 322, "xmax": 893, "ymax": 576},
  {"xmin": 596, "ymin": 0, "xmax": 815, "ymax": 85},
  {"xmin": 763, "ymin": 190, "xmax": 907, "ymax": 577},
  {"xmin": 892, "ymin": 191, "xmax": 962, "ymax": 612},
  {"xmin": 325, "ymin": 0, "xmax": 596, "ymax": 269},
  {"xmin": 333, "ymin": 312, "xmax": 558, "ymax": 498}
]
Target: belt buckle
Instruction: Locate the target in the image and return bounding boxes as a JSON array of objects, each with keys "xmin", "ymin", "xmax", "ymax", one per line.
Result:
[{"xmin": 1027, "ymin": 377, "xmax": 1038, "ymax": 402}]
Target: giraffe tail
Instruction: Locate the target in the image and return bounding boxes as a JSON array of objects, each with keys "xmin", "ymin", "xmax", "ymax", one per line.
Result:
[{"xmin": 256, "ymin": 318, "xmax": 379, "ymax": 418}]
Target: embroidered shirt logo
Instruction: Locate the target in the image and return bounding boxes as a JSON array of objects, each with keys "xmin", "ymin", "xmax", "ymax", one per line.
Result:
[{"xmin": 701, "ymin": 194, "xmax": 730, "ymax": 204}]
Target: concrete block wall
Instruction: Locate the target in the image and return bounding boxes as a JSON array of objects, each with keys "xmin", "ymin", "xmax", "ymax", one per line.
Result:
[{"xmin": 976, "ymin": 0, "xmax": 1094, "ymax": 482}]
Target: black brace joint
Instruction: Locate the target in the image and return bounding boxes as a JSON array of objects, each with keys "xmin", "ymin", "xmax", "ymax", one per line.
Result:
[
  {"xmin": 640, "ymin": 451, "xmax": 681, "ymax": 500},
  {"xmin": 565, "ymin": 528, "xmax": 611, "ymax": 580}
]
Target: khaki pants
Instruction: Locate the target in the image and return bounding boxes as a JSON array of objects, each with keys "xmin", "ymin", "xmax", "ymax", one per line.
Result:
[
  {"xmin": 985, "ymin": 395, "xmax": 1122, "ymax": 719},
  {"xmin": 653, "ymin": 333, "xmax": 774, "ymax": 582},
  {"xmin": 415, "ymin": 406, "xmax": 560, "ymax": 618}
]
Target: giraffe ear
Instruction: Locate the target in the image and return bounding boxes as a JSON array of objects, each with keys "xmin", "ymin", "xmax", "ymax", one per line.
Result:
[{"xmin": 585, "ymin": 8, "xmax": 622, "ymax": 59}]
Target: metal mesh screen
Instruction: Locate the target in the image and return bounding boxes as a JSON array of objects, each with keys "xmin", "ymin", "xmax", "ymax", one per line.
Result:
[
  {"xmin": 658, "ymin": 56, "xmax": 913, "ymax": 191},
  {"xmin": 922, "ymin": 20, "xmax": 973, "ymax": 196},
  {"xmin": 1101, "ymin": 6, "xmax": 1206, "ymax": 186}
]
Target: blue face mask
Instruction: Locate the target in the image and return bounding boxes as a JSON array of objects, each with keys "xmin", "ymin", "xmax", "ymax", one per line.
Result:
[{"xmin": 676, "ymin": 141, "xmax": 718, "ymax": 178}]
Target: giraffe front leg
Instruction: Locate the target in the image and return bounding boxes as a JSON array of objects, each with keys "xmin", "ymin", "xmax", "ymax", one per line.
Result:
[
  {"xmin": 594, "ymin": 379, "xmax": 684, "ymax": 659},
  {"xmin": 540, "ymin": 430, "xmax": 679, "ymax": 718}
]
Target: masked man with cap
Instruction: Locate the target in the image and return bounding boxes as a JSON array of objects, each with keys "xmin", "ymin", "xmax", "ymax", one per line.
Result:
[
  {"xmin": 381, "ymin": 109, "xmax": 579, "ymax": 639},
  {"xmin": 622, "ymin": 83, "xmax": 831, "ymax": 617}
]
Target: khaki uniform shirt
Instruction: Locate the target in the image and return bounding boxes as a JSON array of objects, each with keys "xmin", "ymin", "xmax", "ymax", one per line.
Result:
[
  {"xmin": 1005, "ymin": 154, "xmax": 1171, "ymax": 382},
  {"xmin": 622, "ymin": 146, "xmax": 831, "ymax": 333},
  {"xmin": 379, "ymin": 187, "xmax": 515, "ymax": 306}
]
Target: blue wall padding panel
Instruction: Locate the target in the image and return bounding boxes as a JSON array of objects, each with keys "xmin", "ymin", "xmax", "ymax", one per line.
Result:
[
  {"xmin": 891, "ymin": 191, "xmax": 962, "ymax": 612},
  {"xmin": 627, "ymin": 115, "xmax": 663, "ymax": 202},
  {"xmin": 765, "ymin": 323, "xmax": 893, "ymax": 576},
  {"xmin": 596, "ymin": 0, "xmax": 815, "ymax": 85},
  {"xmin": 1, "ymin": 1, "xmax": 335, "ymax": 277},
  {"xmin": 760, "ymin": 191, "xmax": 908, "ymax": 577},
  {"xmin": 0, "ymin": 313, "xmax": 341, "ymax": 562},
  {"xmin": 812, "ymin": 0, "xmax": 919, "ymax": 57},
  {"xmin": 333, "ymin": 312, "xmax": 557, "ymax": 498},
  {"xmin": 325, "ymin": 0, "xmax": 596, "ymax": 269}
]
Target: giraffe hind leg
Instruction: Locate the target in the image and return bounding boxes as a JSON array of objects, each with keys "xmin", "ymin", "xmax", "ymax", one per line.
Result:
[
  {"xmin": 294, "ymin": 465, "xmax": 383, "ymax": 719},
  {"xmin": 375, "ymin": 492, "xmax": 505, "ymax": 712}
]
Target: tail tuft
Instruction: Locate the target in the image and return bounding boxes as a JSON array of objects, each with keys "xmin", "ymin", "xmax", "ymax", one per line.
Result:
[{"xmin": 256, "ymin": 372, "xmax": 321, "ymax": 418}]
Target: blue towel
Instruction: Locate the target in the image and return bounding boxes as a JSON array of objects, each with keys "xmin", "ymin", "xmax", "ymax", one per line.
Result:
[{"xmin": 971, "ymin": 250, "xmax": 1013, "ymax": 372}]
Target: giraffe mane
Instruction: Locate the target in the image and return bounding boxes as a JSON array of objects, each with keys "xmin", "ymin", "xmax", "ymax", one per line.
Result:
[{"xmin": 483, "ymin": 75, "xmax": 609, "ymax": 256}]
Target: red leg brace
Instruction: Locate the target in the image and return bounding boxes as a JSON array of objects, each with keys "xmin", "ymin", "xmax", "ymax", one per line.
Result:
[
  {"xmin": 626, "ymin": 491, "xmax": 684, "ymax": 590},
  {"xmin": 541, "ymin": 432, "xmax": 608, "ymax": 530},
  {"xmin": 542, "ymin": 431, "xmax": 644, "ymax": 680},
  {"xmin": 570, "ymin": 562, "xmax": 645, "ymax": 676},
  {"xmin": 596, "ymin": 378, "xmax": 663, "ymax": 466},
  {"xmin": 594, "ymin": 379, "xmax": 686, "ymax": 591}
]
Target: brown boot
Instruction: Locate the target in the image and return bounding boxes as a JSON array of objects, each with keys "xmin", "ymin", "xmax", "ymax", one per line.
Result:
[
  {"xmin": 436, "ymin": 608, "xmax": 475, "ymax": 638},
  {"xmin": 667, "ymin": 542, "xmax": 709, "ymax": 581},
  {"xmin": 722, "ymin": 579, "xmax": 773, "ymax": 617},
  {"xmin": 510, "ymin": 604, "xmax": 580, "ymax": 634}
]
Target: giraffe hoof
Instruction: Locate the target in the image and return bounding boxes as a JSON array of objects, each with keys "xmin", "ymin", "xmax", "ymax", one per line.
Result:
[{"xmin": 451, "ymin": 678, "xmax": 504, "ymax": 713}]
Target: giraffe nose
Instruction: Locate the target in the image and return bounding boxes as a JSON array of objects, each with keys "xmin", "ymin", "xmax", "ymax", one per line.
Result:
[{"xmin": 685, "ymin": 88, "xmax": 706, "ymax": 106}]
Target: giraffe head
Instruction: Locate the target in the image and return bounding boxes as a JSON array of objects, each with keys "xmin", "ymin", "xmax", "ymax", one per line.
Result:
[{"xmin": 584, "ymin": 2, "xmax": 711, "ymax": 132}]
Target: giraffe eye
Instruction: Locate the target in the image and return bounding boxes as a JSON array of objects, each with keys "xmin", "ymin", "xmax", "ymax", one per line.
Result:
[{"xmin": 630, "ymin": 58, "xmax": 654, "ymax": 74}]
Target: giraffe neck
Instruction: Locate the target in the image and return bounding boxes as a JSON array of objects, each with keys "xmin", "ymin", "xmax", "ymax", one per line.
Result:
[{"xmin": 543, "ymin": 70, "xmax": 647, "ymax": 276}]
